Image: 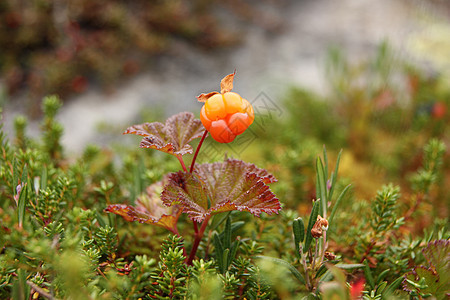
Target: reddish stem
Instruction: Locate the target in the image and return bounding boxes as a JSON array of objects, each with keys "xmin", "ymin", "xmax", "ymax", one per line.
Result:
[
  {"xmin": 190, "ymin": 130, "xmax": 208, "ymax": 173},
  {"xmin": 186, "ymin": 215, "xmax": 211, "ymax": 265},
  {"xmin": 176, "ymin": 154, "xmax": 188, "ymax": 172},
  {"xmin": 193, "ymin": 221, "xmax": 199, "ymax": 234}
]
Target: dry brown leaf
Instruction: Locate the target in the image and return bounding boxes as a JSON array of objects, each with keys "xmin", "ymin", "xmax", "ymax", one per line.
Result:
[
  {"xmin": 197, "ymin": 91, "xmax": 219, "ymax": 103},
  {"xmin": 220, "ymin": 70, "xmax": 236, "ymax": 94}
]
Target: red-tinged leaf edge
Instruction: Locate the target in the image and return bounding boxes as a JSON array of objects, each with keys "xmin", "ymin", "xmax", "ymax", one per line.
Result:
[
  {"xmin": 105, "ymin": 204, "xmax": 181, "ymax": 233},
  {"xmin": 161, "ymin": 159, "xmax": 281, "ymax": 222},
  {"xmin": 220, "ymin": 71, "xmax": 236, "ymax": 94},
  {"xmin": 123, "ymin": 112, "xmax": 205, "ymax": 156}
]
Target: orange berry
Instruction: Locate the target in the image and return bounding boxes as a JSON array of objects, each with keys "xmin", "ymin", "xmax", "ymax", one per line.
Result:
[
  {"xmin": 242, "ymin": 99, "xmax": 254, "ymax": 123},
  {"xmin": 200, "ymin": 91, "xmax": 254, "ymax": 143},
  {"xmin": 205, "ymin": 94, "xmax": 227, "ymax": 120},
  {"xmin": 227, "ymin": 112, "xmax": 251, "ymax": 135},
  {"xmin": 223, "ymin": 92, "xmax": 243, "ymax": 114},
  {"xmin": 200, "ymin": 105, "xmax": 212, "ymax": 129},
  {"xmin": 209, "ymin": 119, "xmax": 236, "ymax": 143}
]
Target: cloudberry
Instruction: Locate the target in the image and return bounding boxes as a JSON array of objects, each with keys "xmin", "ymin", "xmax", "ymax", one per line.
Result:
[{"xmin": 200, "ymin": 92, "xmax": 254, "ymax": 143}]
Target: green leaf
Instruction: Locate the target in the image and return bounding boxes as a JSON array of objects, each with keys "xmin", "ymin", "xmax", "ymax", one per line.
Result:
[
  {"xmin": 40, "ymin": 165, "xmax": 47, "ymax": 191},
  {"xmin": 12, "ymin": 269, "xmax": 30, "ymax": 300},
  {"xmin": 304, "ymin": 199, "xmax": 320, "ymax": 253},
  {"xmin": 213, "ymin": 233, "xmax": 224, "ymax": 272},
  {"xmin": 401, "ymin": 240, "xmax": 450, "ymax": 299},
  {"xmin": 376, "ymin": 269, "xmax": 391, "ymax": 285},
  {"xmin": 316, "ymin": 157, "xmax": 327, "ymax": 217},
  {"xmin": 162, "ymin": 159, "xmax": 280, "ymax": 222},
  {"xmin": 255, "ymin": 256, "xmax": 306, "ymax": 285},
  {"xmin": 224, "ymin": 217, "xmax": 232, "ymax": 250},
  {"xmin": 293, "ymin": 217, "xmax": 305, "ymax": 260},
  {"xmin": 210, "ymin": 211, "xmax": 232, "ymax": 231},
  {"xmin": 13, "ymin": 157, "xmax": 19, "ymax": 195},
  {"xmin": 335, "ymin": 263, "xmax": 365, "ymax": 269},
  {"xmin": 321, "ymin": 263, "xmax": 364, "ymax": 282},
  {"xmin": 328, "ymin": 184, "xmax": 351, "ymax": 227},
  {"xmin": 17, "ymin": 180, "xmax": 28, "ymax": 228},
  {"xmin": 382, "ymin": 276, "xmax": 403, "ymax": 299},
  {"xmin": 376, "ymin": 281, "xmax": 388, "ymax": 295},
  {"xmin": 364, "ymin": 261, "xmax": 375, "ymax": 290},
  {"xmin": 323, "ymin": 146, "xmax": 329, "ymax": 182},
  {"xmin": 328, "ymin": 149, "xmax": 342, "ymax": 202},
  {"xmin": 422, "ymin": 239, "xmax": 450, "ymax": 277},
  {"xmin": 124, "ymin": 112, "xmax": 205, "ymax": 156}
]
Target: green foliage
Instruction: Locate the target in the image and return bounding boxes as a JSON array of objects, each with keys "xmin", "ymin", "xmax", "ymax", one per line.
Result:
[
  {"xmin": 150, "ymin": 235, "xmax": 188, "ymax": 298},
  {"xmin": 1, "ymin": 44, "xmax": 449, "ymax": 298}
]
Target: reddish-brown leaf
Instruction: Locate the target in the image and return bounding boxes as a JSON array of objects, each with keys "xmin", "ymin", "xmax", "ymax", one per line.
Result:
[
  {"xmin": 197, "ymin": 91, "xmax": 219, "ymax": 103},
  {"xmin": 161, "ymin": 159, "xmax": 280, "ymax": 222},
  {"xmin": 124, "ymin": 112, "xmax": 205, "ymax": 156},
  {"xmin": 220, "ymin": 71, "xmax": 236, "ymax": 94},
  {"xmin": 105, "ymin": 180, "xmax": 181, "ymax": 233}
]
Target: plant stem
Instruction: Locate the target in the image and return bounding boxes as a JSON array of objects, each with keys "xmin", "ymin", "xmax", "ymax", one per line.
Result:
[
  {"xmin": 190, "ymin": 130, "xmax": 208, "ymax": 173},
  {"xmin": 311, "ymin": 238, "xmax": 319, "ymax": 271},
  {"xmin": 176, "ymin": 154, "xmax": 188, "ymax": 172},
  {"xmin": 299, "ymin": 244, "xmax": 311, "ymax": 291},
  {"xmin": 193, "ymin": 220, "xmax": 198, "ymax": 234},
  {"xmin": 318, "ymin": 230, "xmax": 328, "ymax": 267},
  {"xmin": 186, "ymin": 215, "xmax": 211, "ymax": 265}
]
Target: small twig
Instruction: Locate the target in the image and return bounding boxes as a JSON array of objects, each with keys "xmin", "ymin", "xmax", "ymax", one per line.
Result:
[
  {"xmin": 359, "ymin": 239, "xmax": 376, "ymax": 264},
  {"xmin": 27, "ymin": 281, "xmax": 59, "ymax": 300},
  {"xmin": 403, "ymin": 193, "xmax": 424, "ymax": 222}
]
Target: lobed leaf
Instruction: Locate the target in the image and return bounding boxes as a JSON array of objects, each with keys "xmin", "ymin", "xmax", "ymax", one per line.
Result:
[
  {"xmin": 105, "ymin": 180, "xmax": 181, "ymax": 233},
  {"xmin": 402, "ymin": 266, "xmax": 448, "ymax": 298},
  {"xmin": 161, "ymin": 159, "xmax": 280, "ymax": 222},
  {"xmin": 422, "ymin": 239, "xmax": 450, "ymax": 276},
  {"xmin": 124, "ymin": 112, "xmax": 205, "ymax": 156}
]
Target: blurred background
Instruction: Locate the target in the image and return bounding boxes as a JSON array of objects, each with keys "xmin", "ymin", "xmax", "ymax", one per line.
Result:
[{"xmin": 1, "ymin": 0, "xmax": 450, "ymax": 153}]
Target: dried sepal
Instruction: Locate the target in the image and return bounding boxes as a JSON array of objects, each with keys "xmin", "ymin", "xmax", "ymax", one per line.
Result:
[
  {"xmin": 124, "ymin": 112, "xmax": 205, "ymax": 156},
  {"xmin": 197, "ymin": 91, "xmax": 219, "ymax": 103},
  {"xmin": 161, "ymin": 159, "xmax": 281, "ymax": 222},
  {"xmin": 196, "ymin": 71, "xmax": 236, "ymax": 103},
  {"xmin": 105, "ymin": 180, "xmax": 181, "ymax": 233},
  {"xmin": 220, "ymin": 71, "xmax": 236, "ymax": 94}
]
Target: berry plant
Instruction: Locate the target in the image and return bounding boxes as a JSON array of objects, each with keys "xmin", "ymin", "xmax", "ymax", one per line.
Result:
[{"xmin": 0, "ymin": 63, "xmax": 449, "ymax": 299}]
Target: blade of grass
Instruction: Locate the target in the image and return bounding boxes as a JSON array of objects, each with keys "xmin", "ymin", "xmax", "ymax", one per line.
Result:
[
  {"xmin": 382, "ymin": 276, "xmax": 404, "ymax": 299},
  {"xmin": 328, "ymin": 149, "xmax": 342, "ymax": 202},
  {"xmin": 323, "ymin": 145, "xmax": 329, "ymax": 183},
  {"xmin": 316, "ymin": 157, "xmax": 327, "ymax": 218},
  {"xmin": 304, "ymin": 199, "xmax": 320, "ymax": 253},
  {"xmin": 17, "ymin": 180, "xmax": 28, "ymax": 228},
  {"xmin": 328, "ymin": 184, "xmax": 351, "ymax": 227}
]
